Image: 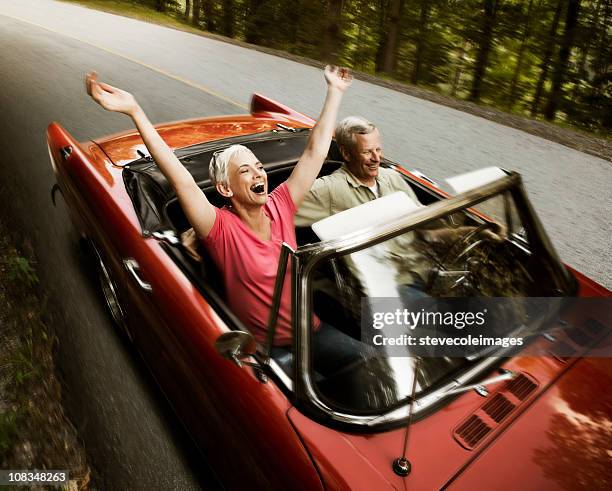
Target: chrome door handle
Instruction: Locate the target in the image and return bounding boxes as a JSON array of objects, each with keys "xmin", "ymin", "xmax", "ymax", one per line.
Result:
[{"xmin": 123, "ymin": 258, "xmax": 152, "ymax": 292}]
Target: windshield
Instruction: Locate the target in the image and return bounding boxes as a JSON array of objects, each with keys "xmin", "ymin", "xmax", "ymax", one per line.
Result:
[{"xmin": 306, "ymin": 186, "xmax": 571, "ymax": 414}]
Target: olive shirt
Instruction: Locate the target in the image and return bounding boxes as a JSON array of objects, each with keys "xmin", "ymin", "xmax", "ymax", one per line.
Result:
[
  {"xmin": 295, "ymin": 164, "xmax": 430, "ymax": 285},
  {"xmin": 294, "ymin": 164, "xmax": 421, "ymax": 227}
]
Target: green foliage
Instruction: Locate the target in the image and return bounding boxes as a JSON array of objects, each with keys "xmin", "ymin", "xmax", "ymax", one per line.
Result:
[
  {"xmin": 137, "ymin": 0, "xmax": 180, "ymax": 12},
  {"xmin": 0, "ymin": 410, "xmax": 21, "ymax": 459},
  {"xmin": 91, "ymin": 0, "xmax": 612, "ymax": 134},
  {"xmin": 4, "ymin": 256, "xmax": 38, "ymax": 288}
]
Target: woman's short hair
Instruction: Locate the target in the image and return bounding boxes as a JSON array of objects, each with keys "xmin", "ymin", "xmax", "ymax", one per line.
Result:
[
  {"xmin": 209, "ymin": 144, "xmax": 254, "ymax": 186},
  {"xmin": 335, "ymin": 116, "xmax": 377, "ymax": 151}
]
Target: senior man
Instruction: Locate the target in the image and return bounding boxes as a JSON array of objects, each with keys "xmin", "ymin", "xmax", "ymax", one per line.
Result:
[
  {"xmin": 295, "ymin": 116, "xmax": 433, "ymax": 296},
  {"xmin": 294, "ymin": 116, "xmax": 421, "ymax": 226},
  {"xmin": 295, "ymin": 116, "xmax": 504, "ymax": 296}
]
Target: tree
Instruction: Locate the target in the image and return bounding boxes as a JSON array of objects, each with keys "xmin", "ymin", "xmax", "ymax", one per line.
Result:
[
  {"xmin": 507, "ymin": 0, "xmax": 535, "ymax": 108},
  {"xmin": 531, "ymin": 0, "xmax": 564, "ymax": 115},
  {"xmin": 377, "ymin": 0, "xmax": 405, "ymax": 75},
  {"xmin": 202, "ymin": 0, "xmax": 216, "ymax": 32},
  {"xmin": 469, "ymin": 0, "xmax": 503, "ymax": 102},
  {"xmin": 222, "ymin": 0, "xmax": 235, "ymax": 37},
  {"xmin": 320, "ymin": 0, "xmax": 344, "ymax": 63},
  {"xmin": 412, "ymin": 0, "xmax": 432, "ymax": 84},
  {"xmin": 544, "ymin": 0, "xmax": 582, "ymax": 120},
  {"xmin": 245, "ymin": 0, "xmax": 265, "ymax": 44},
  {"xmin": 192, "ymin": 0, "xmax": 201, "ymax": 27}
]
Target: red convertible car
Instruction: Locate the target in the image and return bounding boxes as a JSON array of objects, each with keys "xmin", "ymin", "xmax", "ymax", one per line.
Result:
[{"xmin": 47, "ymin": 95, "xmax": 611, "ymax": 490}]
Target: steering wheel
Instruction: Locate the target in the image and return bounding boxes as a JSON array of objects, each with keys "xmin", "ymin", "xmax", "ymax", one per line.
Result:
[{"xmin": 427, "ymin": 222, "xmax": 498, "ymax": 293}]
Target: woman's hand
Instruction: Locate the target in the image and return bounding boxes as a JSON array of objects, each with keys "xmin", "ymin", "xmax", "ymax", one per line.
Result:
[
  {"xmin": 324, "ymin": 65, "xmax": 353, "ymax": 92},
  {"xmin": 85, "ymin": 72, "xmax": 139, "ymax": 116}
]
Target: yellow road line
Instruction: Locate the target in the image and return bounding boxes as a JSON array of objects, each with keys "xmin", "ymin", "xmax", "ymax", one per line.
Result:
[{"xmin": 0, "ymin": 12, "xmax": 249, "ymax": 110}]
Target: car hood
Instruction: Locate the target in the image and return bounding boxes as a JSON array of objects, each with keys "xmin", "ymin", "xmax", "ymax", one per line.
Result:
[
  {"xmin": 94, "ymin": 115, "xmax": 303, "ymax": 166},
  {"xmin": 445, "ymin": 354, "xmax": 612, "ymax": 490},
  {"xmin": 287, "ymin": 337, "xmax": 612, "ymax": 490}
]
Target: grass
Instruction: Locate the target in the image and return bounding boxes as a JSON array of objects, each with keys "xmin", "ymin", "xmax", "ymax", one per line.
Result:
[{"xmin": 0, "ymin": 225, "xmax": 91, "ymax": 489}]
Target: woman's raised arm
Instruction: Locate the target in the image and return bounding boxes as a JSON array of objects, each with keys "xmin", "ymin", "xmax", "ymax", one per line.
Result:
[
  {"xmin": 86, "ymin": 72, "xmax": 216, "ymax": 237},
  {"xmin": 286, "ymin": 66, "xmax": 352, "ymax": 207}
]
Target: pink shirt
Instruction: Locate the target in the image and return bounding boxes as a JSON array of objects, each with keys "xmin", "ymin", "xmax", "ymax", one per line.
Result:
[{"xmin": 202, "ymin": 183, "xmax": 300, "ymax": 346}]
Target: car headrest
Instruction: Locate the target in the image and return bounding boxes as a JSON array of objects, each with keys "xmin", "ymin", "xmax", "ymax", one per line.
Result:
[{"xmin": 312, "ymin": 191, "xmax": 421, "ymax": 241}]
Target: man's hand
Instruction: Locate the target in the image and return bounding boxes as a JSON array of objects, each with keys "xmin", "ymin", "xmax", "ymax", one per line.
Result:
[
  {"xmin": 324, "ymin": 65, "xmax": 353, "ymax": 92},
  {"xmin": 86, "ymin": 72, "xmax": 139, "ymax": 116},
  {"xmin": 481, "ymin": 222, "xmax": 507, "ymax": 243},
  {"xmin": 286, "ymin": 66, "xmax": 349, "ymax": 207},
  {"xmin": 419, "ymin": 222, "xmax": 507, "ymax": 245}
]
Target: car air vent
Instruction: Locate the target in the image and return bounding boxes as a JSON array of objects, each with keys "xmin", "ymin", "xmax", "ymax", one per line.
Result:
[
  {"xmin": 505, "ymin": 374, "xmax": 537, "ymax": 401},
  {"xmin": 454, "ymin": 372, "xmax": 538, "ymax": 451},
  {"xmin": 455, "ymin": 415, "xmax": 492, "ymax": 449},
  {"xmin": 482, "ymin": 393, "xmax": 515, "ymax": 422}
]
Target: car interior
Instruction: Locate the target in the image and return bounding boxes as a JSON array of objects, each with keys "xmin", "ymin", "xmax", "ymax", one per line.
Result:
[
  {"xmin": 157, "ymin": 145, "xmax": 442, "ymax": 379},
  {"xmin": 123, "ymin": 134, "xmax": 574, "ymax": 393}
]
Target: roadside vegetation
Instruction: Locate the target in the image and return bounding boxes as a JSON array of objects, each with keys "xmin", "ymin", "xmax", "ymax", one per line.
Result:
[
  {"xmin": 0, "ymin": 224, "xmax": 91, "ymax": 490},
  {"xmin": 62, "ymin": 0, "xmax": 610, "ymax": 161}
]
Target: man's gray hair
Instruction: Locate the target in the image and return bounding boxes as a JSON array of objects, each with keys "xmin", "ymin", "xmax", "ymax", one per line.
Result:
[
  {"xmin": 335, "ymin": 116, "xmax": 377, "ymax": 151},
  {"xmin": 209, "ymin": 144, "xmax": 254, "ymax": 186}
]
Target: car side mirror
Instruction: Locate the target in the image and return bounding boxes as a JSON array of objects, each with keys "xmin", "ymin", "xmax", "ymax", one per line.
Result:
[
  {"xmin": 215, "ymin": 331, "xmax": 257, "ymax": 367},
  {"xmin": 215, "ymin": 331, "xmax": 269, "ymax": 383}
]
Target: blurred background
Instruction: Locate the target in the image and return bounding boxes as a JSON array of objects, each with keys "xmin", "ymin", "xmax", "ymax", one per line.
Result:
[{"xmin": 100, "ymin": 0, "xmax": 610, "ymax": 135}]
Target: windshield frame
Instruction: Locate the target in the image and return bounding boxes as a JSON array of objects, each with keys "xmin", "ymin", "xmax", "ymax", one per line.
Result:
[{"xmin": 290, "ymin": 172, "xmax": 575, "ymax": 430}]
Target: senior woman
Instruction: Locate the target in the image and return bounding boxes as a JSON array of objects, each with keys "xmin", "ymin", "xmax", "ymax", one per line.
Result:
[{"xmin": 86, "ymin": 68, "xmax": 364, "ymax": 375}]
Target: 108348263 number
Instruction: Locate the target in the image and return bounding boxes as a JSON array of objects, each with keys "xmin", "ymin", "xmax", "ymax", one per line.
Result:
[{"xmin": 0, "ymin": 470, "xmax": 68, "ymax": 485}]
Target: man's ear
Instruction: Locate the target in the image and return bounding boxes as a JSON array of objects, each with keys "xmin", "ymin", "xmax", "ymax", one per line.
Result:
[
  {"xmin": 339, "ymin": 145, "xmax": 351, "ymax": 162},
  {"xmin": 216, "ymin": 182, "xmax": 233, "ymax": 198}
]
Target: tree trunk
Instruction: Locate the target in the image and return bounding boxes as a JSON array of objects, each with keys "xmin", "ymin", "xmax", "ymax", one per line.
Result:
[
  {"xmin": 203, "ymin": 0, "xmax": 215, "ymax": 31},
  {"xmin": 469, "ymin": 0, "xmax": 501, "ymax": 102},
  {"xmin": 544, "ymin": 0, "xmax": 581, "ymax": 120},
  {"xmin": 508, "ymin": 0, "xmax": 535, "ymax": 108},
  {"xmin": 379, "ymin": 0, "xmax": 405, "ymax": 75},
  {"xmin": 411, "ymin": 0, "xmax": 430, "ymax": 84},
  {"xmin": 375, "ymin": 0, "xmax": 390, "ymax": 72},
  {"xmin": 245, "ymin": 0, "xmax": 265, "ymax": 44},
  {"xmin": 531, "ymin": 0, "xmax": 564, "ymax": 115},
  {"xmin": 286, "ymin": 0, "xmax": 301, "ymax": 46},
  {"xmin": 590, "ymin": 0, "xmax": 609, "ymax": 99},
  {"xmin": 450, "ymin": 41, "xmax": 468, "ymax": 97},
  {"xmin": 191, "ymin": 0, "xmax": 201, "ymax": 27},
  {"xmin": 222, "ymin": 0, "xmax": 235, "ymax": 37},
  {"xmin": 320, "ymin": 0, "xmax": 343, "ymax": 63},
  {"xmin": 571, "ymin": 0, "xmax": 599, "ymax": 101},
  {"xmin": 184, "ymin": 0, "xmax": 191, "ymax": 21}
]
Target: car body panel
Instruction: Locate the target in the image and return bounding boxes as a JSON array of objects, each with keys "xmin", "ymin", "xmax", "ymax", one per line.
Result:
[{"xmin": 445, "ymin": 352, "xmax": 612, "ymax": 490}]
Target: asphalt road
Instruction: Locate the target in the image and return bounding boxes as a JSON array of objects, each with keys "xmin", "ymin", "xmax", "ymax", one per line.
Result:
[{"xmin": 0, "ymin": 0, "xmax": 610, "ymax": 488}]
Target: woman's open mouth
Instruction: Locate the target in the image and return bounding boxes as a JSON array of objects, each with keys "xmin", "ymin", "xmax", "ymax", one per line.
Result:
[{"xmin": 250, "ymin": 183, "xmax": 265, "ymax": 194}]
